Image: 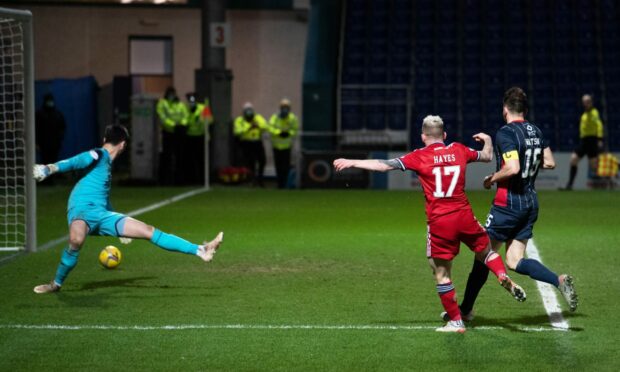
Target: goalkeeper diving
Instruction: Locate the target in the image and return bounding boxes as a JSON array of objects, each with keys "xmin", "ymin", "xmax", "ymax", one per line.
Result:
[{"xmin": 32, "ymin": 125, "xmax": 223, "ymax": 294}]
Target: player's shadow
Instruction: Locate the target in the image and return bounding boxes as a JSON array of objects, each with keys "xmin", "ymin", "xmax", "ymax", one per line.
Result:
[
  {"xmin": 75, "ymin": 276, "xmax": 214, "ymax": 291},
  {"xmin": 374, "ymin": 311, "xmax": 586, "ymax": 332},
  {"xmin": 471, "ymin": 312, "xmax": 586, "ymax": 332},
  {"xmin": 77, "ymin": 276, "xmax": 158, "ymax": 290},
  {"xmin": 55, "ymin": 292, "xmax": 112, "ymax": 308}
]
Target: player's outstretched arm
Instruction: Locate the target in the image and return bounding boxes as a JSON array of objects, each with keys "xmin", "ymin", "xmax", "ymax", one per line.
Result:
[
  {"xmin": 542, "ymin": 147, "xmax": 555, "ymax": 169},
  {"xmin": 33, "ymin": 150, "xmax": 99, "ymax": 182},
  {"xmin": 333, "ymin": 158, "xmax": 401, "ymax": 172},
  {"xmin": 472, "ymin": 133, "xmax": 493, "ymax": 162}
]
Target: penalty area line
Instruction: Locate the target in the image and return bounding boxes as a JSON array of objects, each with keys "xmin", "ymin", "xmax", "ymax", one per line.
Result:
[
  {"xmin": 526, "ymin": 240, "xmax": 569, "ymax": 331},
  {"xmin": 0, "ymin": 324, "xmax": 569, "ymax": 333}
]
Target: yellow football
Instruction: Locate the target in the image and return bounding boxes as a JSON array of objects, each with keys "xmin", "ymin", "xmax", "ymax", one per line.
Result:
[{"xmin": 99, "ymin": 245, "xmax": 122, "ymax": 269}]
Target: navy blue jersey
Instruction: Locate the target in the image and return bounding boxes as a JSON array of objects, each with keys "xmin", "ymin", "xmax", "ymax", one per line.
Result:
[{"xmin": 493, "ymin": 120, "xmax": 547, "ymax": 210}]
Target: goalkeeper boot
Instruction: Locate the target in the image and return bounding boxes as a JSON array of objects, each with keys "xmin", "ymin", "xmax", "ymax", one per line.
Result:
[
  {"xmin": 197, "ymin": 232, "xmax": 224, "ymax": 262},
  {"xmin": 33, "ymin": 281, "xmax": 60, "ymax": 294},
  {"xmin": 558, "ymin": 274, "xmax": 578, "ymax": 312},
  {"xmin": 436, "ymin": 320, "xmax": 466, "ymax": 333},
  {"xmin": 441, "ymin": 309, "xmax": 474, "ymax": 322},
  {"xmin": 500, "ymin": 275, "xmax": 527, "ymax": 302}
]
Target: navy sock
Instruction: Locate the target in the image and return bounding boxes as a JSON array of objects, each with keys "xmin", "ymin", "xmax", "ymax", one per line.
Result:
[
  {"xmin": 515, "ymin": 258, "xmax": 560, "ymax": 287},
  {"xmin": 459, "ymin": 259, "xmax": 489, "ymax": 315}
]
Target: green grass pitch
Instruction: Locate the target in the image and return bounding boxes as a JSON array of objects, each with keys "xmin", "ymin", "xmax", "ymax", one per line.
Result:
[{"xmin": 0, "ymin": 186, "xmax": 619, "ymax": 371}]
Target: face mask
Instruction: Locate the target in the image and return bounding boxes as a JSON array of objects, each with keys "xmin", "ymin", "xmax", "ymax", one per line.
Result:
[
  {"xmin": 243, "ymin": 109, "xmax": 254, "ymax": 120},
  {"xmin": 45, "ymin": 100, "xmax": 55, "ymax": 108},
  {"xmin": 188, "ymin": 96, "xmax": 197, "ymax": 111},
  {"xmin": 279, "ymin": 108, "xmax": 289, "ymax": 118}
]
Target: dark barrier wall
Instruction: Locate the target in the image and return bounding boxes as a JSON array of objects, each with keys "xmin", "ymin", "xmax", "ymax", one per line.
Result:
[
  {"xmin": 300, "ymin": 151, "xmax": 369, "ymax": 189},
  {"xmin": 35, "ymin": 76, "xmax": 99, "ymax": 160}
]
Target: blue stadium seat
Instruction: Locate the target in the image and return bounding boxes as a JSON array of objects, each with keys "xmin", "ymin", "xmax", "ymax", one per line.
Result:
[
  {"xmin": 366, "ymin": 105, "xmax": 387, "ymax": 130},
  {"xmin": 362, "ymin": 89, "xmax": 386, "ymax": 101},
  {"xmin": 341, "ymin": 105, "xmax": 364, "ymax": 130},
  {"xmin": 339, "ymin": 0, "xmax": 618, "ymax": 149},
  {"xmin": 387, "ymin": 107, "xmax": 408, "ymax": 130}
]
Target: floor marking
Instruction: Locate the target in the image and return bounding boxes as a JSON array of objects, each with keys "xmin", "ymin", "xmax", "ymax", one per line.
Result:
[
  {"xmin": 36, "ymin": 188, "xmax": 209, "ymax": 252},
  {"xmin": 0, "ymin": 252, "xmax": 23, "ymax": 264},
  {"xmin": 526, "ymin": 240, "xmax": 570, "ymax": 330},
  {"xmin": 0, "ymin": 324, "xmax": 569, "ymax": 332}
]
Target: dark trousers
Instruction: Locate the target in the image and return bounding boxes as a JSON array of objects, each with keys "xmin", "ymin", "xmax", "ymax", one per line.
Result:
[
  {"xmin": 273, "ymin": 148, "xmax": 291, "ymax": 189},
  {"xmin": 241, "ymin": 140, "xmax": 266, "ymax": 185},
  {"xmin": 174, "ymin": 126, "xmax": 188, "ymax": 185},
  {"xmin": 186, "ymin": 135, "xmax": 205, "ymax": 185},
  {"xmin": 160, "ymin": 131, "xmax": 175, "ymax": 185}
]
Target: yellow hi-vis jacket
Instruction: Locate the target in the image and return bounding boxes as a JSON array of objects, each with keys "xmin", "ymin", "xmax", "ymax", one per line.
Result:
[
  {"xmin": 157, "ymin": 98, "xmax": 188, "ymax": 133},
  {"xmin": 268, "ymin": 112, "xmax": 299, "ymax": 150},
  {"xmin": 580, "ymin": 107, "xmax": 604, "ymax": 138},
  {"xmin": 187, "ymin": 102, "xmax": 214, "ymax": 137},
  {"xmin": 233, "ymin": 114, "xmax": 268, "ymax": 141}
]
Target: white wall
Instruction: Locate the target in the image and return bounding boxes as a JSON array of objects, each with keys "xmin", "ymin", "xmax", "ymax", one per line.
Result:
[
  {"xmin": 25, "ymin": 6, "xmax": 201, "ymax": 97},
  {"xmin": 18, "ymin": 6, "xmax": 308, "ymax": 125},
  {"xmin": 226, "ymin": 10, "xmax": 308, "ymax": 174},
  {"xmin": 226, "ymin": 10, "xmax": 307, "ymax": 126}
]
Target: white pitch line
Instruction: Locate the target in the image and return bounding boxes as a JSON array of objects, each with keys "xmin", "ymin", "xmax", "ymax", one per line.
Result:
[
  {"xmin": 526, "ymin": 240, "xmax": 569, "ymax": 330},
  {"xmin": 0, "ymin": 324, "xmax": 568, "ymax": 332},
  {"xmin": 0, "ymin": 252, "xmax": 23, "ymax": 264},
  {"xmin": 35, "ymin": 187, "xmax": 209, "ymax": 252}
]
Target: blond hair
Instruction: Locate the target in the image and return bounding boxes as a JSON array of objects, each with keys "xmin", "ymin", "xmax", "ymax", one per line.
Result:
[{"xmin": 422, "ymin": 115, "xmax": 444, "ymax": 139}]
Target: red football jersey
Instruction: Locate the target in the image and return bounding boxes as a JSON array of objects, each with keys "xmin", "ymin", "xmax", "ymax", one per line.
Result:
[{"xmin": 397, "ymin": 142, "xmax": 480, "ymax": 222}]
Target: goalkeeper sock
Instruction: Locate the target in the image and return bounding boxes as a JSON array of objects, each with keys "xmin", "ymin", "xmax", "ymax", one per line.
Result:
[
  {"xmin": 460, "ymin": 259, "xmax": 489, "ymax": 315},
  {"xmin": 515, "ymin": 258, "xmax": 560, "ymax": 287},
  {"xmin": 150, "ymin": 229, "xmax": 199, "ymax": 255},
  {"xmin": 53, "ymin": 247, "xmax": 80, "ymax": 286},
  {"xmin": 483, "ymin": 251, "xmax": 508, "ymax": 279},
  {"xmin": 437, "ymin": 282, "xmax": 461, "ymax": 321}
]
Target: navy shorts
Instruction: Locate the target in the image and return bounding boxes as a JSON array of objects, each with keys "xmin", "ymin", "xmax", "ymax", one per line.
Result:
[{"xmin": 484, "ymin": 205, "xmax": 538, "ymax": 242}]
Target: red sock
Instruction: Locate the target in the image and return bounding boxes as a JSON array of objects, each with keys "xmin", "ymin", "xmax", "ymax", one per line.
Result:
[
  {"xmin": 484, "ymin": 252, "xmax": 507, "ymax": 279},
  {"xmin": 437, "ymin": 282, "xmax": 461, "ymax": 321}
]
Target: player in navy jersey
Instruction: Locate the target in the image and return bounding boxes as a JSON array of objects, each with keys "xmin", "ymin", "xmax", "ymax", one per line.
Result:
[
  {"xmin": 457, "ymin": 87, "xmax": 578, "ymax": 320},
  {"xmin": 31, "ymin": 125, "xmax": 223, "ymax": 294},
  {"xmin": 334, "ymin": 115, "xmax": 526, "ymax": 333}
]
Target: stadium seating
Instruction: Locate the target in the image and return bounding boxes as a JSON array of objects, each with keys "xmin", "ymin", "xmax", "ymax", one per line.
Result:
[{"xmin": 339, "ymin": 0, "xmax": 620, "ymax": 150}]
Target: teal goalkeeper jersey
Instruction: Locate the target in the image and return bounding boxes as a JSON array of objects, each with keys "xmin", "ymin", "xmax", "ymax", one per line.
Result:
[{"xmin": 56, "ymin": 148, "xmax": 112, "ymax": 211}]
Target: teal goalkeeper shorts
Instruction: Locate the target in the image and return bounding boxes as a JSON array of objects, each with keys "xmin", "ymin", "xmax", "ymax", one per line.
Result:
[{"xmin": 67, "ymin": 206, "xmax": 127, "ymax": 237}]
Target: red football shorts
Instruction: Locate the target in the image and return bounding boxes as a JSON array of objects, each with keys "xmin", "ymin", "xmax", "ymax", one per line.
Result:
[{"xmin": 426, "ymin": 208, "xmax": 489, "ymax": 260}]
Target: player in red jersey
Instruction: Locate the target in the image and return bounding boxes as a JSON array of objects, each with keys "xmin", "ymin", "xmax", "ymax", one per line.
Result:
[{"xmin": 333, "ymin": 115, "xmax": 526, "ymax": 333}]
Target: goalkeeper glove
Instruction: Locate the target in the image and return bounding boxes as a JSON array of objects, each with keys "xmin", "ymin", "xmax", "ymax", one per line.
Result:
[{"xmin": 33, "ymin": 164, "xmax": 51, "ymax": 182}]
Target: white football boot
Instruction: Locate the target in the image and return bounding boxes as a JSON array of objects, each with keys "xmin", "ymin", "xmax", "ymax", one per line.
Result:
[
  {"xmin": 33, "ymin": 281, "xmax": 60, "ymax": 294},
  {"xmin": 197, "ymin": 232, "xmax": 224, "ymax": 262},
  {"xmin": 499, "ymin": 275, "xmax": 527, "ymax": 302},
  {"xmin": 436, "ymin": 320, "xmax": 466, "ymax": 333},
  {"xmin": 558, "ymin": 274, "xmax": 578, "ymax": 312}
]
